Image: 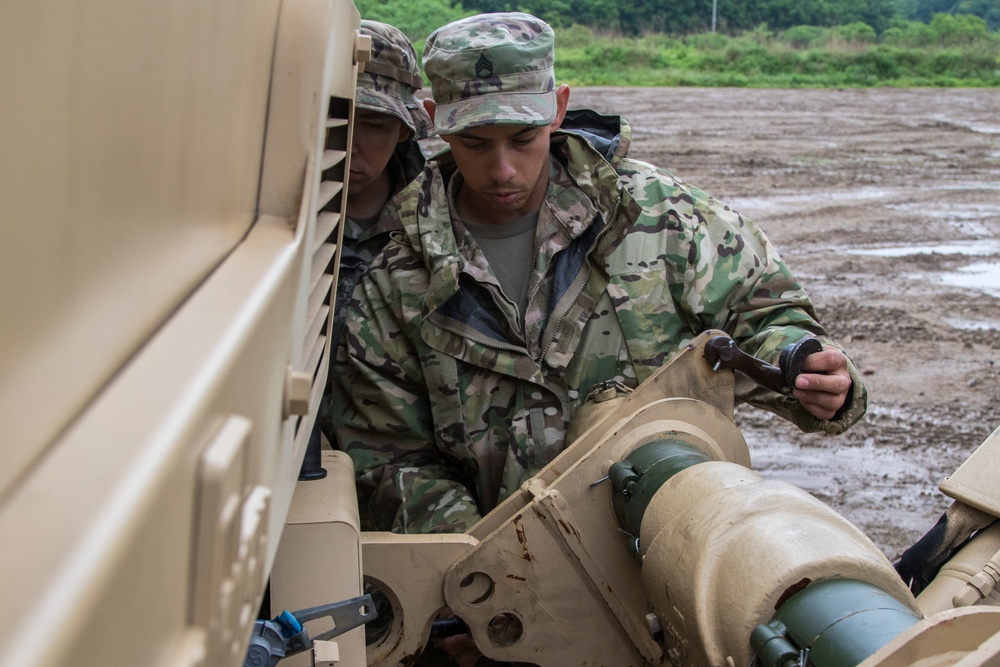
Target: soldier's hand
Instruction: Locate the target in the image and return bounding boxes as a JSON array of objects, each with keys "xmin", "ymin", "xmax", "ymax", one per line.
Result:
[
  {"xmin": 432, "ymin": 608, "xmax": 483, "ymax": 667},
  {"xmin": 792, "ymin": 348, "xmax": 852, "ymax": 420},
  {"xmin": 434, "ymin": 633, "xmax": 482, "ymax": 667}
]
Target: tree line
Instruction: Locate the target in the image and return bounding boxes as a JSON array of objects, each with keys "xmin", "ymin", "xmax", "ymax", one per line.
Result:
[{"xmin": 354, "ymin": 0, "xmax": 999, "ymax": 39}]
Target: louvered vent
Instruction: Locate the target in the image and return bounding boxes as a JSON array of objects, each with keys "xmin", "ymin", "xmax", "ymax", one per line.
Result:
[{"xmin": 293, "ymin": 95, "xmax": 351, "ymax": 451}]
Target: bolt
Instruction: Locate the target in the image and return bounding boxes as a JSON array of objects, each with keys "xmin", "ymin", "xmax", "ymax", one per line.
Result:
[{"xmin": 644, "ymin": 612, "xmax": 662, "ymax": 639}]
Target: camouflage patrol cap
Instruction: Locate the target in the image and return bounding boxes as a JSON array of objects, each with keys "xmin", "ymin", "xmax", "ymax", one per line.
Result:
[
  {"xmin": 423, "ymin": 13, "xmax": 556, "ymax": 135},
  {"xmin": 356, "ymin": 20, "xmax": 433, "ymax": 140}
]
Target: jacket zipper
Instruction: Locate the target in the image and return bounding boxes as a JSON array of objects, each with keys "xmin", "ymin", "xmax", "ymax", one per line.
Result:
[
  {"xmin": 434, "ymin": 222, "xmax": 559, "ymax": 363},
  {"xmin": 430, "ymin": 310, "xmax": 530, "ymax": 357},
  {"xmin": 486, "ymin": 279, "xmax": 526, "ymax": 347},
  {"xmin": 537, "ymin": 194, "xmax": 623, "ymax": 363},
  {"xmin": 430, "ymin": 192, "xmax": 623, "ymax": 370}
]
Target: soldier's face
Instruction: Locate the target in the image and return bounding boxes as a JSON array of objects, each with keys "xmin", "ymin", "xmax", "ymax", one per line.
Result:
[
  {"xmin": 440, "ymin": 85, "xmax": 570, "ymax": 226},
  {"xmin": 349, "ymin": 109, "xmax": 410, "ymax": 199},
  {"xmin": 444, "ymin": 124, "xmax": 553, "ymax": 223}
]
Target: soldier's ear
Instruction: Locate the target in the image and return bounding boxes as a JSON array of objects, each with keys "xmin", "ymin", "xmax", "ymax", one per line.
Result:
[
  {"xmin": 423, "ymin": 98, "xmax": 436, "ymax": 123},
  {"xmin": 553, "ymin": 84, "xmax": 570, "ymax": 129}
]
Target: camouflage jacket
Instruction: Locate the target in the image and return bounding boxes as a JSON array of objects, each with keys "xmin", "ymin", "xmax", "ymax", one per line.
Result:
[
  {"xmin": 330, "ymin": 139, "xmax": 426, "ymax": 351},
  {"xmin": 320, "ymin": 139, "xmax": 425, "ymax": 443},
  {"xmin": 331, "ymin": 109, "xmax": 867, "ymax": 534}
]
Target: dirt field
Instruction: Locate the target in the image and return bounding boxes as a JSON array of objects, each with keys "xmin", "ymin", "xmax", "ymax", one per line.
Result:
[{"xmin": 567, "ymin": 87, "xmax": 1000, "ymax": 559}]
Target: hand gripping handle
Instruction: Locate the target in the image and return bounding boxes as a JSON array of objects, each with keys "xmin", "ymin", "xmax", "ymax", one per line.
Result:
[{"xmin": 705, "ymin": 335, "xmax": 823, "ymax": 394}]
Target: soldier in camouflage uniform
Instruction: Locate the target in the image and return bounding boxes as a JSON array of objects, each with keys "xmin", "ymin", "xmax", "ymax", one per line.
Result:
[
  {"xmin": 333, "ymin": 20, "xmax": 432, "ymax": 350},
  {"xmin": 319, "ymin": 21, "xmax": 432, "ymax": 445},
  {"xmin": 331, "ymin": 13, "xmax": 868, "ymax": 536}
]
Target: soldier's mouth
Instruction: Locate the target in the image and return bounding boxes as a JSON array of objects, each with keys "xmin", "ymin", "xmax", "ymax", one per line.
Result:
[{"xmin": 487, "ymin": 191, "xmax": 522, "ymax": 204}]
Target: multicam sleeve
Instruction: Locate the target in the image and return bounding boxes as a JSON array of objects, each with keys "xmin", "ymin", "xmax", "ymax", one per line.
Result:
[
  {"xmin": 660, "ymin": 178, "xmax": 867, "ymax": 434},
  {"xmin": 328, "ymin": 261, "xmax": 482, "ymax": 534}
]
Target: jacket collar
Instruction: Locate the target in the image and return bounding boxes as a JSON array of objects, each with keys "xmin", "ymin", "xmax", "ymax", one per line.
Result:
[
  {"xmin": 380, "ymin": 111, "xmax": 640, "ymax": 362},
  {"xmin": 343, "ymin": 139, "xmax": 426, "ymax": 242}
]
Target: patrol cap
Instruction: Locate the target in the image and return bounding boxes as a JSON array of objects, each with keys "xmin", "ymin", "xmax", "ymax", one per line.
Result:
[
  {"xmin": 423, "ymin": 13, "xmax": 556, "ymax": 135},
  {"xmin": 356, "ymin": 20, "xmax": 433, "ymax": 140}
]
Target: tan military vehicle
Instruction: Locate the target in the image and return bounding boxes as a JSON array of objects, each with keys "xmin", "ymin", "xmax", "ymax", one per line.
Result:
[
  {"xmin": 0, "ymin": 0, "xmax": 368, "ymax": 664},
  {"xmin": 3, "ymin": 2, "xmax": 1000, "ymax": 666}
]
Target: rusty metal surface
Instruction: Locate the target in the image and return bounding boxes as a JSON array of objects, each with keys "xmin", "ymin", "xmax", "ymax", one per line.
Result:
[{"xmin": 438, "ymin": 334, "xmax": 749, "ymax": 666}]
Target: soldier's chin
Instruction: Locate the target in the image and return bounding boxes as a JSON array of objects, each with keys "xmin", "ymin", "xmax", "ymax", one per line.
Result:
[{"xmin": 348, "ymin": 171, "xmax": 371, "ymax": 190}]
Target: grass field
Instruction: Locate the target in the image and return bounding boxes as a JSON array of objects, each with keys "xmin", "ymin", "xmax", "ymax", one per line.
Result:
[{"xmin": 555, "ymin": 21, "xmax": 1000, "ymax": 87}]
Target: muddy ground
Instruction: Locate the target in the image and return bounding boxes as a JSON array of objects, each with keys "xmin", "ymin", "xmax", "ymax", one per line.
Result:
[{"xmin": 568, "ymin": 87, "xmax": 1000, "ymax": 559}]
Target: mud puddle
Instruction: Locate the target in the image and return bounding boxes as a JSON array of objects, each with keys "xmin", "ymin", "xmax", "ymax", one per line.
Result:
[{"xmin": 937, "ymin": 262, "xmax": 1000, "ymax": 297}]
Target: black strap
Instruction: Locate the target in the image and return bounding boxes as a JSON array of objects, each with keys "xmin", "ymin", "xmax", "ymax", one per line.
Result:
[{"xmin": 363, "ymin": 60, "xmax": 423, "ymax": 89}]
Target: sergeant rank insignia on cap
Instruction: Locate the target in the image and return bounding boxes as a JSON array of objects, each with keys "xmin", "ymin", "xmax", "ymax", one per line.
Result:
[{"xmin": 475, "ymin": 54, "xmax": 494, "ymax": 79}]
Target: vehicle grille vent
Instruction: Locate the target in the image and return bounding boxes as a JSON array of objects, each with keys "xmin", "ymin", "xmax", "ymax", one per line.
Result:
[{"xmin": 294, "ymin": 95, "xmax": 350, "ymax": 450}]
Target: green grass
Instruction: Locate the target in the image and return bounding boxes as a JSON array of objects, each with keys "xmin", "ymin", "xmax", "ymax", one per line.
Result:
[
  {"xmin": 555, "ymin": 23, "xmax": 1000, "ymax": 87},
  {"xmin": 356, "ymin": 6, "xmax": 1000, "ymax": 88}
]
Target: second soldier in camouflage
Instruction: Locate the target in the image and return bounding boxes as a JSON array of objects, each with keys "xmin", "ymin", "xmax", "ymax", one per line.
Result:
[{"xmin": 331, "ymin": 13, "xmax": 867, "ymax": 535}]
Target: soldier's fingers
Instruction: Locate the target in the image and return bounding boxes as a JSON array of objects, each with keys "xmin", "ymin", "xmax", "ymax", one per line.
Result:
[
  {"xmin": 794, "ymin": 371, "xmax": 851, "ymax": 395},
  {"xmin": 434, "ymin": 634, "xmax": 482, "ymax": 667},
  {"xmin": 794, "ymin": 390, "xmax": 843, "ymax": 420},
  {"xmin": 800, "ymin": 348, "xmax": 848, "ymax": 374}
]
